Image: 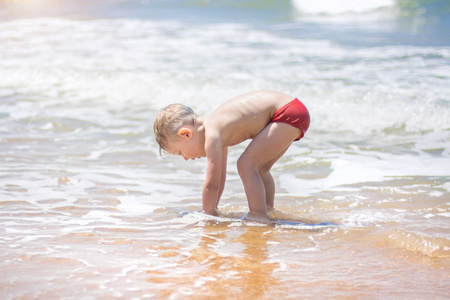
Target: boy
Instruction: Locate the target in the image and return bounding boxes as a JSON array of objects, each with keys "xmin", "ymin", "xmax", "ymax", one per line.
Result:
[{"xmin": 154, "ymin": 90, "xmax": 310, "ymax": 223}]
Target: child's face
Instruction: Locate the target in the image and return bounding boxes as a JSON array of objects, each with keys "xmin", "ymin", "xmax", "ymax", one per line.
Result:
[{"xmin": 166, "ymin": 131, "xmax": 205, "ymax": 161}]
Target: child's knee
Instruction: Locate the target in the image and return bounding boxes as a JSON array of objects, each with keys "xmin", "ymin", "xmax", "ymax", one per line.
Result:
[
  {"xmin": 236, "ymin": 156, "xmax": 247, "ymax": 177},
  {"xmin": 237, "ymin": 155, "xmax": 255, "ymax": 177},
  {"xmin": 258, "ymin": 163, "xmax": 272, "ymax": 176},
  {"xmin": 238, "ymin": 154, "xmax": 274, "ymax": 178}
]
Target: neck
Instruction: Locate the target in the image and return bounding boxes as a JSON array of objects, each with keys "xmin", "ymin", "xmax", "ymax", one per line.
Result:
[
  {"xmin": 194, "ymin": 117, "xmax": 204, "ymax": 132},
  {"xmin": 194, "ymin": 117, "xmax": 206, "ymax": 150}
]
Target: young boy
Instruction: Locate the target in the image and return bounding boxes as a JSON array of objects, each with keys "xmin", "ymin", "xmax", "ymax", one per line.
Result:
[{"xmin": 154, "ymin": 90, "xmax": 310, "ymax": 223}]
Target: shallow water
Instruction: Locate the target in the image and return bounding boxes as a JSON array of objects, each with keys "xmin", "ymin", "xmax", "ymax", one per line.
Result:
[{"xmin": 1, "ymin": 0, "xmax": 449, "ymax": 299}]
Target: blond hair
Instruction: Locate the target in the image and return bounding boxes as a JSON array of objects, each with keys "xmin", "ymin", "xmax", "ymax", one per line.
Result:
[{"xmin": 153, "ymin": 103, "xmax": 197, "ymax": 154}]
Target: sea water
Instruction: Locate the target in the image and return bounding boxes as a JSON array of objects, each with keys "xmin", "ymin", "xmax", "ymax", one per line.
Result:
[{"xmin": 0, "ymin": 0, "xmax": 449, "ymax": 298}]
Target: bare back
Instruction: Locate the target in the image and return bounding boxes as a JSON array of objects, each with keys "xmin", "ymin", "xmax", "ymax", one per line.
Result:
[{"xmin": 204, "ymin": 90, "xmax": 294, "ymax": 147}]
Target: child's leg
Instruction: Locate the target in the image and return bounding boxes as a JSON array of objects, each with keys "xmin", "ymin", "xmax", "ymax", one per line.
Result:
[
  {"xmin": 237, "ymin": 122, "xmax": 300, "ymax": 221},
  {"xmin": 259, "ymin": 146, "xmax": 289, "ymax": 210}
]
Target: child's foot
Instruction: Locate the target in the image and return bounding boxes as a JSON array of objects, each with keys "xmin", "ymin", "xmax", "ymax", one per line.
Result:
[{"xmin": 244, "ymin": 212, "xmax": 274, "ymax": 224}]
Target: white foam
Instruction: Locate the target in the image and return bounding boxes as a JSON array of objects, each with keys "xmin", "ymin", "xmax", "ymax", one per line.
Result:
[
  {"xmin": 281, "ymin": 148, "xmax": 449, "ymax": 197},
  {"xmin": 1, "ymin": 18, "xmax": 448, "ymax": 136},
  {"xmin": 443, "ymin": 182, "xmax": 450, "ymax": 192},
  {"xmin": 340, "ymin": 212, "xmax": 388, "ymax": 227},
  {"xmin": 292, "ymin": 0, "xmax": 395, "ymax": 15},
  {"xmin": 181, "ymin": 211, "xmax": 243, "ymax": 225}
]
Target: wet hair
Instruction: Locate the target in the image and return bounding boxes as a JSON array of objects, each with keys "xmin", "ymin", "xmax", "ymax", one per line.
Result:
[{"xmin": 153, "ymin": 103, "xmax": 197, "ymax": 155}]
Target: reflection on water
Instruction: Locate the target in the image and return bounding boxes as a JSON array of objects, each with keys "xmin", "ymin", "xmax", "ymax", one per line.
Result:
[{"xmin": 148, "ymin": 224, "xmax": 282, "ymax": 299}]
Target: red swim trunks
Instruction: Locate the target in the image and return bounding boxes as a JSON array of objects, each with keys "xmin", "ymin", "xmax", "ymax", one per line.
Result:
[{"xmin": 271, "ymin": 98, "xmax": 310, "ymax": 141}]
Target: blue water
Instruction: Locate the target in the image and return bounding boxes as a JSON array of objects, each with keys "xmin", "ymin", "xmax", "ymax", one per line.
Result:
[{"xmin": 2, "ymin": 0, "xmax": 449, "ymax": 46}]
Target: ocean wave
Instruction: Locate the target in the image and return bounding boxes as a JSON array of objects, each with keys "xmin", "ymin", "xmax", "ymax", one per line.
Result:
[
  {"xmin": 292, "ymin": 0, "xmax": 450, "ymax": 18},
  {"xmin": 1, "ymin": 17, "xmax": 448, "ymax": 136},
  {"xmin": 383, "ymin": 228, "xmax": 450, "ymax": 258},
  {"xmin": 292, "ymin": 0, "xmax": 395, "ymax": 15},
  {"xmin": 291, "ymin": 0, "xmax": 450, "ymax": 33},
  {"xmin": 2, "ymin": 0, "xmax": 448, "ymax": 22}
]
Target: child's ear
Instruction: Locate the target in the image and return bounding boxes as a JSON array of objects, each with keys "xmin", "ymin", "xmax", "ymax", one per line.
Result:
[{"xmin": 177, "ymin": 128, "xmax": 192, "ymax": 139}]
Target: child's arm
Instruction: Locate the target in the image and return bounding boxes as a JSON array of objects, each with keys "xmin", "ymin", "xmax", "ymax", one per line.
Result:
[
  {"xmin": 216, "ymin": 147, "xmax": 228, "ymax": 209},
  {"xmin": 202, "ymin": 136, "xmax": 224, "ymax": 215}
]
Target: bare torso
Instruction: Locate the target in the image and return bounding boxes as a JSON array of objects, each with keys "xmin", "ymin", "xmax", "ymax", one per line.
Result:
[{"xmin": 204, "ymin": 90, "xmax": 294, "ymax": 147}]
